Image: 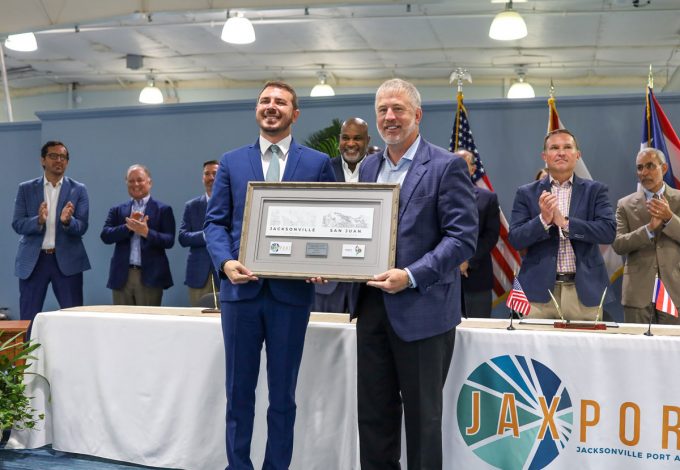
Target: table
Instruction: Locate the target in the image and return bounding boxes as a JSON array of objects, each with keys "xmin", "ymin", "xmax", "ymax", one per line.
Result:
[
  {"xmin": 9, "ymin": 312, "xmax": 680, "ymax": 469},
  {"xmin": 8, "ymin": 307, "xmax": 358, "ymax": 470}
]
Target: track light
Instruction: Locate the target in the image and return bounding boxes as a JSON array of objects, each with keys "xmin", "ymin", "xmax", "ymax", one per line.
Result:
[
  {"xmin": 310, "ymin": 67, "xmax": 335, "ymax": 97},
  {"xmin": 489, "ymin": 1, "xmax": 527, "ymax": 41},
  {"xmin": 221, "ymin": 12, "xmax": 255, "ymax": 45},
  {"xmin": 4, "ymin": 32, "xmax": 38, "ymax": 52}
]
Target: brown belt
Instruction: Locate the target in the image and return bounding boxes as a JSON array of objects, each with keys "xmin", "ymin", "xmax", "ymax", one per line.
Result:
[{"xmin": 42, "ymin": 248, "xmax": 56, "ymax": 254}]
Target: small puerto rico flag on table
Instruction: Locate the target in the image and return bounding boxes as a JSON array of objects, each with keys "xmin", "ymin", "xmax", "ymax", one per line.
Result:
[
  {"xmin": 653, "ymin": 275, "xmax": 679, "ymax": 318},
  {"xmin": 506, "ymin": 278, "xmax": 531, "ymax": 316}
]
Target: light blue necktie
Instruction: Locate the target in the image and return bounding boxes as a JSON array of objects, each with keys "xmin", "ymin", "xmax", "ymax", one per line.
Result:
[{"xmin": 266, "ymin": 144, "xmax": 281, "ymax": 182}]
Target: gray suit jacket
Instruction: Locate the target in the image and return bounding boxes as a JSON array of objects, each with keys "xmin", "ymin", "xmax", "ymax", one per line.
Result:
[{"xmin": 612, "ymin": 186, "xmax": 680, "ymax": 308}]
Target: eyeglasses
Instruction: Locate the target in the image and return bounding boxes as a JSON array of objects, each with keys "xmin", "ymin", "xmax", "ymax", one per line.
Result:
[
  {"xmin": 636, "ymin": 162, "xmax": 660, "ymax": 172},
  {"xmin": 45, "ymin": 153, "xmax": 69, "ymax": 161}
]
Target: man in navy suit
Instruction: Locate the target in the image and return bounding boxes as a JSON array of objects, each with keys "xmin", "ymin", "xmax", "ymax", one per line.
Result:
[
  {"xmin": 455, "ymin": 149, "xmax": 500, "ymax": 318},
  {"xmin": 179, "ymin": 160, "xmax": 219, "ymax": 307},
  {"xmin": 100, "ymin": 164, "xmax": 175, "ymax": 306},
  {"xmin": 204, "ymin": 81, "xmax": 335, "ymax": 470},
  {"xmin": 509, "ymin": 129, "xmax": 616, "ymax": 319},
  {"xmin": 12, "ymin": 140, "xmax": 91, "ymax": 324},
  {"xmin": 354, "ymin": 79, "xmax": 478, "ymax": 470},
  {"xmin": 313, "ymin": 117, "xmax": 369, "ymax": 313}
]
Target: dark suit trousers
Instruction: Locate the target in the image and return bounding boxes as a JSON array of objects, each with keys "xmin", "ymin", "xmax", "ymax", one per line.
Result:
[
  {"xmin": 356, "ymin": 286, "xmax": 455, "ymax": 470},
  {"xmin": 221, "ymin": 281, "xmax": 310, "ymax": 470},
  {"xmin": 19, "ymin": 251, "xmax": 83, "ymax": 324}
]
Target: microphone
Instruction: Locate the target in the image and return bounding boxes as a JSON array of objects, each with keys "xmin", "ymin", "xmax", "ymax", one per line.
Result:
[{"xmin": 201, "ymin": 272, "xmax": 221, "ymax": 313}]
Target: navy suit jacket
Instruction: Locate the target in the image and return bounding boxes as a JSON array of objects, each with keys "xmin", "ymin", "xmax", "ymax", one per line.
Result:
[
  {"xmin": 356, "ymin": 138, "xmax": 478, "ymax": 341},
  {"xmin": 100, "ymin": 197, "xmax": 175, "ymax": 290},
  {"xmin": 13, "ymin": 176, "xmax": 91, "ymax": 279},
  {"xmin": 331, "ymin": 156, "xmax": 345, "ymax": 182},
  {"xmin": 204, "ymin": 138, "xmax": 335, "ymax": 306},
  {"xmin": 462, "ymin": 187, "xmax": 500, "ymax": 292},
  {"xmin": 508, "ymin": 175, "xmax": 616, "ymax": 306},
  {"xmin": 179, "ymin": 194, "xmax": 218, "ymax": 288}
]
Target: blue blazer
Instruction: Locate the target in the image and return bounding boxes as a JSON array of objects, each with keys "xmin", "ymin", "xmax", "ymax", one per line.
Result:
[
  {"xmin": 462, "ymin": 187, "xmax": 500, "ymax": 292},
  {"xmin": 204, "ymin": 138, "xmax": 336, "ymax": 306},
  {"xmin": 356, "ymin": 139, "xmax": 478, "ymax": 341},
  {"xmin": 331, "ymin": 157, "xmax": 345, "ymax": 182},
  {"xmin": 100, "ymin": 197, "xmax": 175, "ymax": 290},
  {"xmin": 12, "ymin": 176, "xmax": 91, "ymax": 279},
  {"xmin": 508, "ymin": 175, "xmax": 616, "ymax": 306},
  {"xmin": 179, "ymin": 194, "xmax": 218, "ymax": 288}
]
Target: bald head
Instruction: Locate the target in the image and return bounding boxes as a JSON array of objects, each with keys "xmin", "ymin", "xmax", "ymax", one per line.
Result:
[{"xmin": 454, "ymin": 149, "xmax": 476, "ymax": 177}]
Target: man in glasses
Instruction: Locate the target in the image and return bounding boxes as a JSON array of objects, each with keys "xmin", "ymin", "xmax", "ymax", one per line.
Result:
[
  {"xmin": 12, "ymin": 141, "xmax": 91, "ymax": 326},
  {"xmin": 613, "ymin": 148, "xmax": 680, "ymax": 324}
]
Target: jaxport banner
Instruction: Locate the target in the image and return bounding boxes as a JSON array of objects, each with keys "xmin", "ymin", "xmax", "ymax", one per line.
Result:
[{"xmin": 444, "ymin": 325, "xmax": 680, "ymax": 469}]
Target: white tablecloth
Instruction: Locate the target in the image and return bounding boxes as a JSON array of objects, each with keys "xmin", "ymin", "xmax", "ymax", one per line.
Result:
[
  {"xmin": 8, "ymin": 308, "xmax": 358, "ymax": 470},
  {"xmin": 10, "ymin": 313, "xmax": 680, "ymax": 470}
]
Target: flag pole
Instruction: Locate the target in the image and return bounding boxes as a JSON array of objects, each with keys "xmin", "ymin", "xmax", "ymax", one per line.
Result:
[{"xmin": 450, "ymin": 67, "xmax": 470, "ymax": 151}]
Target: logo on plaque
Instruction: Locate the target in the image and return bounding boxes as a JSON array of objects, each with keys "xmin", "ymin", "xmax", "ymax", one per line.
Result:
[{"xmin": 456, "ymin": 355, "xmax": 573, "ymax": 470}]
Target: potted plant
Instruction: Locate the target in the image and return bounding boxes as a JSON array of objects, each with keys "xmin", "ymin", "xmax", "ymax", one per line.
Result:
[{"xmin": 0, "ymin": 331, "xmax": 43, "ymax": 447}]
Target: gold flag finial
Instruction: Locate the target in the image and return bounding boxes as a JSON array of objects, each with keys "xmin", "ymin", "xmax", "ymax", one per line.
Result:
[
  {"xmin": 549, "ymin": 78, "xmax": 555, "ymax": 99},
  {"xmin": 648, "ymin": 64, "xmax": 654, "ymax": 89}
]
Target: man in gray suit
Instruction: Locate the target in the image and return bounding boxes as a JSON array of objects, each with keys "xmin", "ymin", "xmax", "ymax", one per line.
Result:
[{"xmin": 613, "ymin": 148, "xmax": 680, "ymax": 324}]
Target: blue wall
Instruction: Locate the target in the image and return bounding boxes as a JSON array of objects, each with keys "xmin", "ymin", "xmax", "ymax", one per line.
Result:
[{"xmin": 1, "ymin": 92, "xmax": 679, "ymax": 319}]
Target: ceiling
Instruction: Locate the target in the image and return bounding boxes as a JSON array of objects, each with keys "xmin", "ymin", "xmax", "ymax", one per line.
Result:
[{"xmin": 1, "ymin": 0, "xmax": 680, "ymax": 96}]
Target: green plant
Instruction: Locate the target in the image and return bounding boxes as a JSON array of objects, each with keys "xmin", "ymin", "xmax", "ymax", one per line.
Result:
[
  {"xmin": 304, "ymin": 118, "xmax": 342, "ymax": 158},
  {"xmin": 0, "ymin": 332, "xmax": 43, "ymax": 430}
]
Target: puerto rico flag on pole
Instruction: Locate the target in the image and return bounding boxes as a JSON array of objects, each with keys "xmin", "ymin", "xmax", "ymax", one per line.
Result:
[
  {"xmin": 450, "ymin": 91, "xmax": 521, "ymax": 304},
  {"xmin": 506, "ymin": 277, "xmax": 531, "ymax": 316},
  {"xmin": 641, "ymin": 86, "xmax": 680, "ymax": 189},
  {"xmin": 653, "ymin": 275, "xmax": 679, "ymax": 318}
]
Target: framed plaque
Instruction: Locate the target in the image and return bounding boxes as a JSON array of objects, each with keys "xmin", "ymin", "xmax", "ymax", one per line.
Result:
[{"xmin": 239, "ymin": 182, "xmax": 399, "ymax": 281}]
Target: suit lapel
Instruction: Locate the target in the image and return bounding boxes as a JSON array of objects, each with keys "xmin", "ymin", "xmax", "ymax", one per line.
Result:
[
  {"xmin": 282, "ymin": 138, "xmax": 301, "ymax": 181},
  {"xmin": 398, "ymin": 140, "xmax": 429, "ymax": 219},
  {"xmin": 568, "ymin": 175, "xmax": 584, "ymax": 218},
  {"xmin": 249, "ymin": 140, "xmax": 265, "ymax": 180},
  {"xmin": 56, "ymin": 177, "xmax": 71, "ymax": 213}
]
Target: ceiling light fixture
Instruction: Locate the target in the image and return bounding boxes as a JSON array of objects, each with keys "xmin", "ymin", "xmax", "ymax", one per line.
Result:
[
  {"xmin": 4, "ymin": 32, "xmax": 38, "ymax": 52},
  {"xmin": 310, "ymin": 66, "xmax": 335, "ymax": 97},
  {"xmin": 221, "ymin": 11, "xmax": 255, "ymax": 45},
  {"xmin": 139, "ymin": 73, "xmax": 164, "ymax": 104},
  {"xmin": 489, "ymin": 1, "xmax": 527, "ymax": 41},
  {"xmin": 507, "ymin": 70, "xmax": 535, "ymax": 99}
]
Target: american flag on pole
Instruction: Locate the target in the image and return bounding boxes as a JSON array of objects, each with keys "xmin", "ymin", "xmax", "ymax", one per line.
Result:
[
  {"xmin": 450, "ymin": 91, "xmax": 521, "ymax": 303},
  {"xmin": 641, "ymin": 86, "xmax": 680, "ymax": 189},
  {"xmin": 506, "ymin": 277, "xmax": 531, "ymax": 316},
  {"xmin": 548, "ymin": 92, "xmax": 623, "ymax": 282},
  {"xmin": 653, "ymin": 275, "xmax": 679, "ymax": 318}
]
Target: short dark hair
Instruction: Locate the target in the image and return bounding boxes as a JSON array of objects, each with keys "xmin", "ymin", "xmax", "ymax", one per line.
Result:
[
  {"xmin": 41, "ymin": 141, "xmax": 69, "ymax": 159},
  {"xmin": 257, "ymin": 81, "xmax": 299, "ymax": 110},
  {"xmin": 203, "ymin": 160, "xmax": 218, "ymax": 168},
  {"xmin": 543, "ymin": 129, "xmax": 580, "ymax": 151}
]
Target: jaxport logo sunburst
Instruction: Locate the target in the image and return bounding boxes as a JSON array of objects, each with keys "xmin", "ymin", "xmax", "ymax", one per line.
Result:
[{"xmin": 457, "ymin": 355, "xmax": 573, "ymax": 469}]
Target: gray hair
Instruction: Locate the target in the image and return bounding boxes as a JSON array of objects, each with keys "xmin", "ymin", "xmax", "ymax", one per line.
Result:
[
  {"xmin": 126, "ymin": 164, "xmax": 151, "ymax": 180},
  {"xmin": 637, "ymin": 148, "xmax": 666, "ymax": 165},
  {"xmin": 375, "ymin": 78, "xmax": 422, "ymax": 110}
]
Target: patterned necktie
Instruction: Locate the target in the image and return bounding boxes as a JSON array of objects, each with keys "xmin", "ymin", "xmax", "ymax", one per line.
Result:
[{"xmin": 266, "ymin": 144, "xmax": 281, "ymax": 182}]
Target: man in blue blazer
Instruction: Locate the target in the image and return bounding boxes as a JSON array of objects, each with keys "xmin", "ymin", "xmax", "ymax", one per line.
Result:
[
  {"xmin": 179, "ymin": 160, "xmax": 219, "ymax": 307},
  {"xmin": 204, "ymin": 81, "xmax": 335, "ymax": 470},
  {"xmin": 456, "ymin": 149, "xmax": 501, "ymax": 318},
  {"xmin": 354, "ymin": 79, "xmax": 478, "ymax": 470},
  {"xmin": 12, "ymin": 141, "xmax": 91, "ymax": 324},
  {"xmin": 509, "ymin": 129, "xmax": 616, "ymax": 319},
  {"xmin": 313, "ymin": 117, "xmax": 369, "ymax": 313},
  {"xmin": 100, "ymin": 164, "xmax": 175, "ymax": 306}
]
